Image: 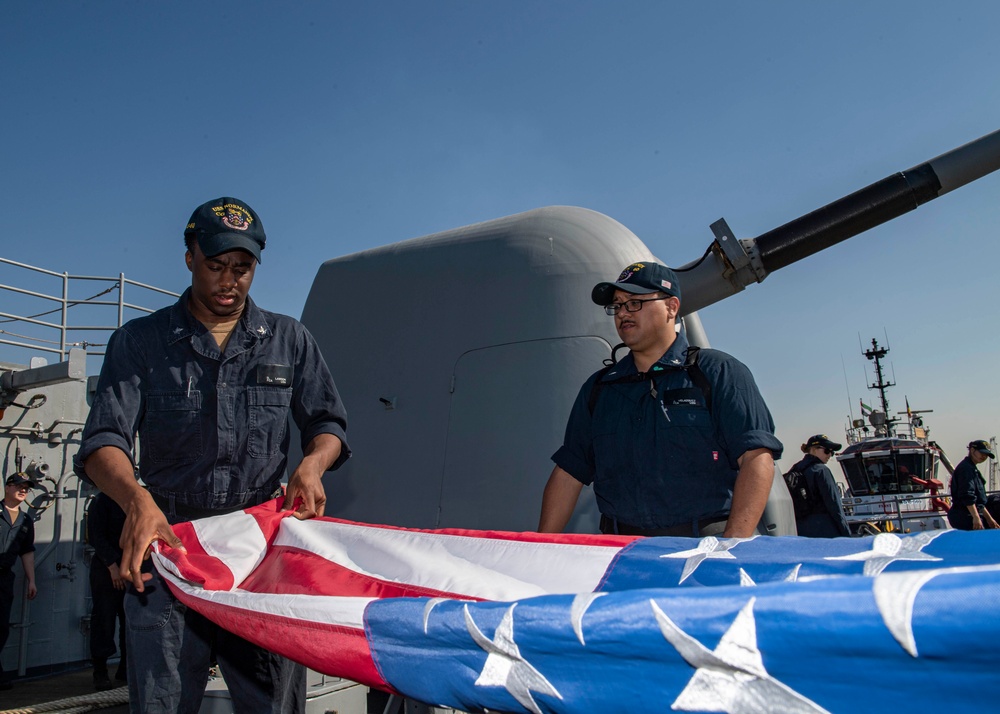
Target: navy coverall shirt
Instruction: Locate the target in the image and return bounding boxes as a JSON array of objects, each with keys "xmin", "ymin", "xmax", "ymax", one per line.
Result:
[
  {"xmin": 788, "ymin": 454, "xmax": 851, "ymax": 537},
  {"xmin": 950, "ymin": 456, "xmax": 988, "ymax": 509},
  {"xmin": 553, "ymin": 334, "xmax": 782, "ymax": 529},
  {"xmin": 0, "ymin": 504, "xmax": 34, "ymax": 570},
  {"xmin": 75, "ymin": 289, "xmax": 350, "ymax": 513}
]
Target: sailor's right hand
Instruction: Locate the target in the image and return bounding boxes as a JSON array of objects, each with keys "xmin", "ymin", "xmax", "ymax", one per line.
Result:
[
  {"xmin": 971, "ymin": 512, "xmax": 984, "ymax": 530},
  {"xmin": 118, "ymin": 489, "xmax": 185, "ymax": 592}
]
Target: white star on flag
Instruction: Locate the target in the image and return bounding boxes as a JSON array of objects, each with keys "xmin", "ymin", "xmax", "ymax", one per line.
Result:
[
  {"xmin": 652, "ymin": 597, "xmax": 830, "ymax": 713},
  {"xmin": 464, "ymin": 603, "xmax": 562, "ymax": 714},
  {"xmin": 570, "ymin": 592, "xmax": 606, "ymax": 645},
  {"xmin": 826, "ymin": 531, "xmax": 944, "ymax": 576},
  {"xmin": 659, "ymin": 536, "xmax": 748, "ymax": 583},
  {"xmin": 873, "ymin": 563, "xmax": 1000, "ymax": 657}
]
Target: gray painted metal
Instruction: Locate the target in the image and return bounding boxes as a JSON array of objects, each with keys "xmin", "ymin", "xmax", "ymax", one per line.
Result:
[
  {"xmin": 1, "ymin": 348, "xmax": 86, "ymax": 397},
  {"xmin": 925, "ymin": 127, "xmax": 1000, "ymax": 196},
  {"xmin": 301, "ymin": 206, "xmax": 657, "ymax": 532},
  {"xmin": 0, "ymin": 359, "xmax": 94, "ymax": 677}
]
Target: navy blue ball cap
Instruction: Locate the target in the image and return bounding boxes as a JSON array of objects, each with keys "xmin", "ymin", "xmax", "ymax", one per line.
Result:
[
  {"xmin": 592, "ymin": 262, "xmax": 681, "ymax": 306},
  {"xmin": 184, "ymin": 197, "xmax": 266, "ymax": 263},
  {"xmin": 804, "ymin": 434, "xmax": 842, "ymax": 452},
  {"xmin": 969, "ymin": 440, "xmax": 996, "ymax": 458},
  {"xmin": 5, "ymin": 472, "xmax": 37, "ymax": 489}
]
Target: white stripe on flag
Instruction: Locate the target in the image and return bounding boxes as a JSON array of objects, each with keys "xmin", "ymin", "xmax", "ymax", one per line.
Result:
[
  {"xmin": 276, "ymin": 519, "xmax": 622, "ymax": 600},
  {"xmin": 156, "ymin": 561, "xmax": 375, "ymax": 629},
  {"xmin": 190, "ymin": 510, "xmax": 269, "ymax": 584}
]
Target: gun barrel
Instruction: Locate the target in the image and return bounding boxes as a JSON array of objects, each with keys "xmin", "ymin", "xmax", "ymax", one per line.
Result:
[{"xmin": 756, "ymin": 129, "xmax": 1000, "ymax": 273}]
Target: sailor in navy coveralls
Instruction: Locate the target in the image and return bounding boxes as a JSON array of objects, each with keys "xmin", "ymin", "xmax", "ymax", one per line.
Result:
[
  {"xmin": 538, "ymin": 262, "xmax": 782, "ymax": 538},
  {"xmin": 0, "ymin": 473, "xmax": 38, "ymax": 690},
  {"xmin": 787, "ymin": 434, "xmax": 851, "ymax": 537},
  {"xmin": 75, "ymin": 197, "xmax": 350, "ymax": 714},
  {"xmin": 948, "ymin": 439, "xmax": 999, "ymax": 530}
]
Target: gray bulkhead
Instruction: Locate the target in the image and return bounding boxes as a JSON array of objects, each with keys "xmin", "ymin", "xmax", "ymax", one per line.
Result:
[{"xmin": 0, "ymin": 360, "xmax": 94, "ymax": 676}]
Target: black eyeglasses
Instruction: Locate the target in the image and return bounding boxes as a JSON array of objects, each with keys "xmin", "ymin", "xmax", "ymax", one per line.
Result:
[{"xmin": 604, "ymin": 296, "xmax": 672, "ymax": 316}]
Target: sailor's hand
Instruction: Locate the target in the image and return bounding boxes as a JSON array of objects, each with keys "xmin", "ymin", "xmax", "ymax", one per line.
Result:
[
  {"xmin": 118, "ymin": 489, "xmax": 184, "ymax": 592},
  {"xmin": 972, "ymin": 512, "xmax": 984, "ymax": 530},
  {"xmin": 108, "ymin": 563, "xmax": 126, "ymax": 590},
  {"xmin": 282, "ymin": 434, "xmax": 339, "ymax": 520},
  {"xmin": 283, "ymin": 465, "xmax": 327, "ymax": 520}
]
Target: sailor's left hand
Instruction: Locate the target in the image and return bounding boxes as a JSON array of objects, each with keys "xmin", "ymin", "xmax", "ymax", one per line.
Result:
[
  {"xmin": 282, "ymin": 434, "xmax": 341, "ymax": 520},
  {"xmin": 283, "ymin": 465, "xmax": 327, "ymax": 520}
]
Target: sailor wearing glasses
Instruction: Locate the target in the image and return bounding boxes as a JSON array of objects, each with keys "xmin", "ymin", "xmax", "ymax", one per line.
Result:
[
  {"xmin": 787, "ymin": 434, "xmax": 851, "ymax": 537},
  {"xmin": 539, "ymin": 261, "xmax": 782, "ymax": 538}
]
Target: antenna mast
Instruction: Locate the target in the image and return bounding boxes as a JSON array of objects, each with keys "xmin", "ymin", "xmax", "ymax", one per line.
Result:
[{"xmin": 864, "ymin": 338, "xmax": 896, "ymax": 435}]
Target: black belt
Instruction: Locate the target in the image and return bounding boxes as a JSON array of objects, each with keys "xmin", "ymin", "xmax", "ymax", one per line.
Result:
[
  {"xmin": 600, "ymin": 514, "xmax": 729, "ymax": 537},
  {"xmin": 151, "ymin": 482, "xmax": 283, "ymax": 523}
]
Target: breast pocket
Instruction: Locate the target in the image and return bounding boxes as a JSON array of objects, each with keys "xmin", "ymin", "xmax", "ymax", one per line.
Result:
[
  {"xmin": 145, "ymin": 392, "xmax": 203, "ymax": 464},
  {"xmin": 657, "ymin": 388, "xmax": 733, "ymax": 502},
  {"xmin": 659, "ymin": 388, "xmax": 714, "ymax": 442},
  {"xmin": 248, "ymin": 387, "xmax": 293, "ymax": 457}
]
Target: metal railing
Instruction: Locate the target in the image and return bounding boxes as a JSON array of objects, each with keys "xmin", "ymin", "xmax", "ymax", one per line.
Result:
[
  {"xmin": 0, "ymin": 256, "xmax": 179, "ymax": 363},
  {"xmin": 843, "ymin": 491, "xmax": 950, "ymax": 532}
]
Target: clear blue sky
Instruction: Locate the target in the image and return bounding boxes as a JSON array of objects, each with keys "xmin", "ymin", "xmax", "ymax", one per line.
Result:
[{"xmin": 3, "ymin": 1, "xmax": 999, "ymax": 472}]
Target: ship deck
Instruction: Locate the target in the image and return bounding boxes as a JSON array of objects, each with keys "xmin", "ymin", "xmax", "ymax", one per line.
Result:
[{"xmin": 1, "ymin": 666, "xmax": 128, "ymax": 713}]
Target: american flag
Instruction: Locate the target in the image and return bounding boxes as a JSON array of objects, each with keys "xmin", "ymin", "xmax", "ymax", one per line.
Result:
[{"xmin": 154, "ymin": 499, "xmax": 1000, "ymax": 713}]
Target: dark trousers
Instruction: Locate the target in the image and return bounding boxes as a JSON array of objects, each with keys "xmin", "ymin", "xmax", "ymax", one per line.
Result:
[
  {"xmin": 125, "ymin": 568, "xmax": 305, "ymax": 714},
  {"xmin": 90, "ymin": 563, "xmax": 126, "ymax": 663},
  {"xmin": 0, "ymin": 568, "xmax": 13, "ymax": 679},
  {"xmin": 948, "ymin": 505, "xmax": 998, "ymax": 531}
]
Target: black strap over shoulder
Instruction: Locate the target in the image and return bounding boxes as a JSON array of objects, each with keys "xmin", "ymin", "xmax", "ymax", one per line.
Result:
[
  {"xmin": 587, "ymin": 344, "xmax": 712, "ymax": 415},
  {"xmin": 683, "ymin": 346, "xmax": 712, "ymax": 414}
]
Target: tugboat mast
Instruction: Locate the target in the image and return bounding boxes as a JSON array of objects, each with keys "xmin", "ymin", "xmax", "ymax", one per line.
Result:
[{"xmin": 864, "ymin": 338, "xmax": 896, "ymax": 436}]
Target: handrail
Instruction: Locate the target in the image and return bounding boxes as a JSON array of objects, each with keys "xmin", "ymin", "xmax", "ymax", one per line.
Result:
[{"xmin": 0, "ymin": 256, "xmax": 179, "ymax": 363}]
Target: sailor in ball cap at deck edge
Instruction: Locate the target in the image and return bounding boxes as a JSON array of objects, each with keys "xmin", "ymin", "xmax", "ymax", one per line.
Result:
[
  {"xmin": 538, "ymin": 261, "xmax": 783, "ymax": 538},
  {"xmin": 74, "ymin": 197, "xmax": 351, "ymax": 713},
  {"xmin": 787, "ymin": 434, "xmax": 852, "ymax": 537},
  {"xmin": 1, "ymin": 473, "xmax": 38, "ymax": 690},
  {"xmin": 947, "ymin": 439, "xmax": 999, "ymax": 530}
]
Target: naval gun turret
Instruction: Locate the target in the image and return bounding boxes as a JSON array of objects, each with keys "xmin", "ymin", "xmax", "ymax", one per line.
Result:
[{"xmin": 299, "ymin": 130, "xmax": 1000, "ymax": 535}]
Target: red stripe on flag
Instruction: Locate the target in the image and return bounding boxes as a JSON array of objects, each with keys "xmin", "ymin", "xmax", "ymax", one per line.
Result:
[
  {"xmin": 167, "ymin": 584, "xmax": 391, "ymax": 691},
  {"xmin": 168, "ymin": 520, "xmax": 237, "ymax": 591}
]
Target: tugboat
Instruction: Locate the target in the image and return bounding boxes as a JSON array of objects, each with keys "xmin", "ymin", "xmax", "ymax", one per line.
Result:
[{"xmin": 836, "ymin": 338, "xmax": 951, "ymax": 533}]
